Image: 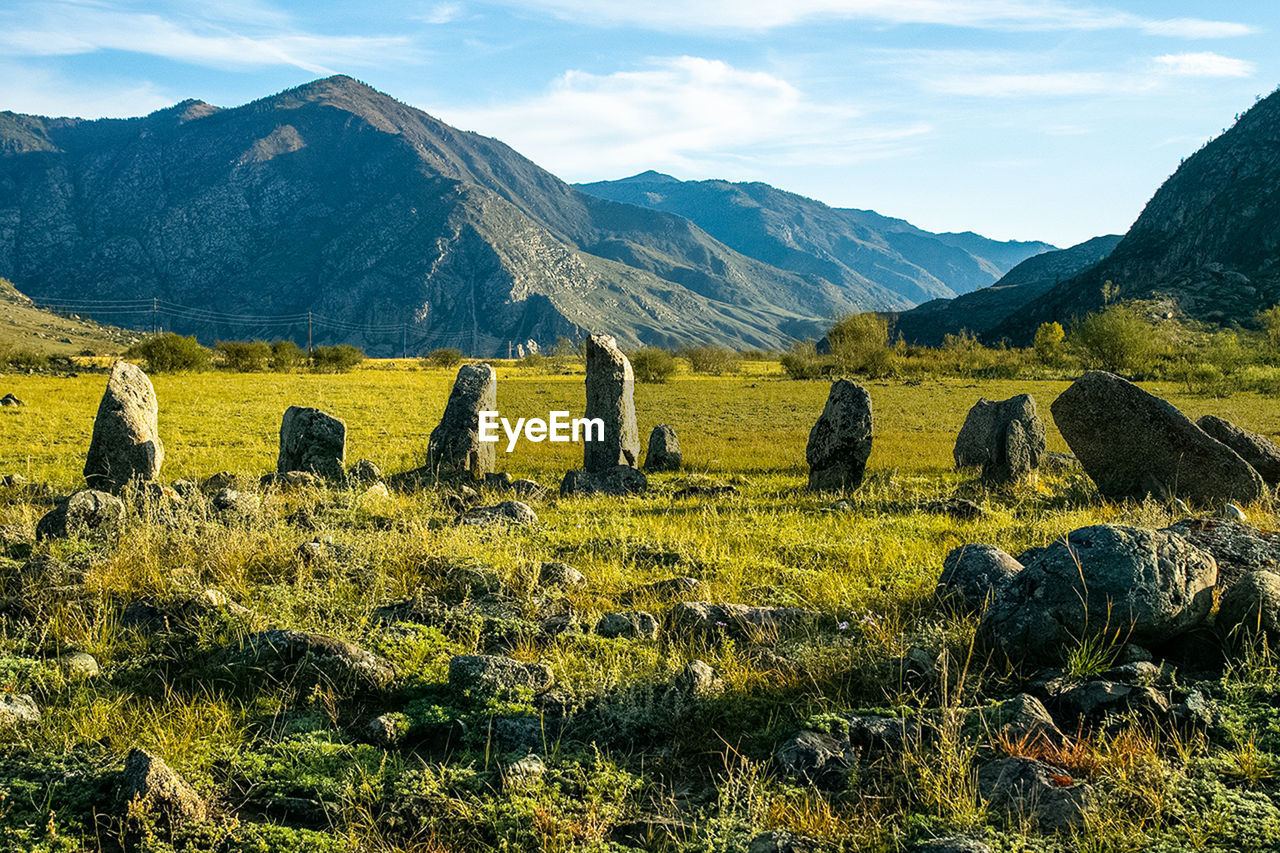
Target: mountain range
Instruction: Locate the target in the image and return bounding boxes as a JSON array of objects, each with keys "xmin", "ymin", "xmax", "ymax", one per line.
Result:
[{"xmin": 0, "ymin": 76, "xmax": 1052, "ymax": 355}]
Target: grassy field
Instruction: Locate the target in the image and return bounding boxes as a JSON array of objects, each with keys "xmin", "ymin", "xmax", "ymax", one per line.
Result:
[{"xmin": 1, "ymin": 363, "xmax": 1279, "ymax": 852}]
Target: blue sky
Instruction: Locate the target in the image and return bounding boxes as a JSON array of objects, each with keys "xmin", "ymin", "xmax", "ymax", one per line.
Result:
[{"xmin": 1, "ymin": 0, "xmax": 1275, "ymax": 247}]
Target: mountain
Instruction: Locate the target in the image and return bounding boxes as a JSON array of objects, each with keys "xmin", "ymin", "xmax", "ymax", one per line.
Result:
[
  {"xmin": 577, "ymin": 173, "xmax": 1055, "ymax": 305},
  {"xmin": 0, "ymin": 278, "xmax": 137, "ymax": 355},
  {"xmin": 0, "ymin": 76, "xmax": 966, "ymax": 356},
  {"xmin": 992, "ymin": 87, "xmax": 1280, "ymax": 343},
  {"xmin": 891, "ymin": 235, "xmax": 1122, "ymax": 345}
]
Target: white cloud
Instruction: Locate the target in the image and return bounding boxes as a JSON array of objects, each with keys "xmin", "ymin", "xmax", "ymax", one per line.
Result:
[
  {"xmin": 420, "ymin": 3, "xmax": 464, "ymax": 24},
  {"xmin": 1153, "ymin": 51, "xmax": 1254, "ymax": 78},
  {"xmin": 488, "ymin": 0, "xmax": 1254, "ymax": 37},
  {"xmin": 438, "ymin": 56, "xmax": 929, "ymax": 179},
  {"xmin": 0, "ymin": 62, "xmax": 175, "ymax": 118}
]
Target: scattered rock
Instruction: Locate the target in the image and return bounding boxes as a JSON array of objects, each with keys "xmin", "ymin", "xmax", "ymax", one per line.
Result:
[
  {"xmin": 1217, "ymin": 569, "xmax": 1280, "ymax": 641},
  {"xmin": 427, "ymin": 363, "xmax": 497, "ymax": 479},
  {"xmin": 953, "ymin": 394, "xmax": 1046, "ymax": 484},
  {"xmin": 510, "ymin": 478, "xmax": 547, "ymax": 498},
  {"xmin": 364, "ymin": 712, "xmax": 410, "ymax": 748},
  {"xmin": 233, "ymin": 630, "xmax": 394, "ymax": 693},
  {"xmin": 0, "ymin": 393, "xmax": 23, "ymax": 407},
  {"xmin": 1052, "ymin": 679, "xmax": 1170, "ymax": 725},
  {"xmin": 35, "ymin": 489, "xmax": 126, "ymax": 541},
  {"xmin": 596, "ymin": 610, "xmax": 659, "ymax": 639},
  {"xmin": 347, "ymin": 459, "xmax": 383, "ymax": 484},
  {"xmin": 667, "ymin": 601, "xmax": 820, "ymax": 643},
  {"xmin": 643, "ymin": 424, "xmax": 682, "ymax": 472},
  {"xmin": 775, "ymin": 729, "xmax": 851, "ymax": 786},
  {"xmin": 213, "ymin": 487, "xmax": 260, "ymax": 515},
  {"xmin": 1164, "ymin": 518, "xmax": 1280, "ymax": 590},
  {"xmin": 748, "ymin": 829, "xmax": 829, "ymax": 853},
  {"xmin": 938, "ymin": 544, "xmax": 1023, "ymax": 610},
  {"xmin": 504, "ymin": 753, "xmax": 547, "ymax": 787},
  {"xmin": 0, "ymin": 694, "xmax": 40, "ymax": 727},
  {"xmin": 539, "ymin": 561, "xmax": 586, "ymax": 589},
  {"xmin": 806, "ymin": 379, "xmax": 873, "ymax": 492},
  {"xmin": 560, "ymin": 465, "xmax": 647, "ymax": 496},
  {"xmin": 456, "ymin": 500, "xmax": 538, "ymax": 527},
  {"xmin": 976, "ymin": 756, "xmax": 1090, "ymax": 831},
  {"xmin": 58, "ymin": 651, "xmax": 100, "ymax": 678},
  {"xmin": 121, "ymin": 748, "xmax": 207, "ymax": 828},
  {"xmin": 84, "ymin": 362, "xmax": 164, "ymax": 493},
  {"xmin": 908, "ymin": 837, "xmax": 992, "ymax": 853},
  {"xmin": 1050, "ymin": 371, "xmax": 1264, "ymax": 505},
  {"xmin": 448, "ymin": 654, "xmax": 553, "ymax": 697},
  {"xmin": 622, "ymin": 576, "xmax": 708, "ymax": 604},
  {"xmin": 980, "ymin": 524, "xmax": 1217, "ymax": 664},
  {"xmin": 672, "ymin": 659, "xmax": 720, "ymax": 698},
  {"xmin": 926, "ymin": 497, "xmax": 985, "ymax": 520},
  {"xmin": 1197, "ymin": 415, "xmax": 1280, "ymax": 484},
  {"xmin": 484, "ymin": 471, "xmax": 513, "ymax": 490},
  {"xmin": 1224, "ymin": 503, "xmax": 1248, "ymax": 522},
  {"xmin": 277, "ymin": 406, "xmax": 346, "ymax": 482},
  {"xmin": 261, "ymin": 470, "xmax": 324, "ymax": 489},
  {"xmin": 583, "ymin": 334, "xmax": 640, "ymax": 472}
]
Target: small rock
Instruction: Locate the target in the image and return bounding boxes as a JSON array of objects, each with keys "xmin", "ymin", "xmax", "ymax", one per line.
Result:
[
  {"xmin": 277, "ymin": 406, "xmax": 346, "ymax": 482},
  {"xmin": 261, "ymin": 470, "xmax": 325, "ymax": 489},
  {"xmin": 775, "ymin": 729, "xmax": 851, "ymax": 787},
  {"xmin": 510, "ymin": 478, "xmax": 546, "ymax": 498},
  {"xmin": 365, "ymin": 712, "xmax": 410, "ymax": 748},
  {"xmin": 643, "ymin": 424, "xmax": 682, "ymax": 472},
  {"xmin": 622, "ymin": 576, "xmax": 707, "ymax": 603},
  {"xmin": 1223, "ymin": 503, "xmax": 1248, "ymax": 522},
  {"xmin": 448, "ymin": 654, "xmax": 554, "ymax": 697},
  {"xmin": 666, "ymin": 601, "xmax": 819, "ymax": 643},
  {"xmin": 560, "ymin": 465, "xmax": 647, "ymax": 496},
  {"xmin": 456, "ymin": 501, "xmax": 538, "ymax": 527},
  {"xmin": 504, "ymin": 753, "xmax": 547, "ymax": 787},
  {"xmin": 908, "ymin": 837, "xmax": 993, "ymax": 853},
  {"xmin": 0, "ymin": 694, "xmax": 40, "ymax": 727},
  {"xmin": 747, "ymin": 829, "xmax": 828, "ymax": 853},
  {"xmin": 121, "ymin": 748, "xmax": 207, "ymax": 828},
  {"xmin": 672, "ymin": 659, "xmax": 720, "ymax": 698},
  {"xmin": 977, "ymin": 756, "xmax": 1090, "ymax": 831},
  {"xmin": 1217, "ymin": 569, "xmax": 1280, "ymax": 641},
  {"xmin": 35, "ymin": 489, "xmax": 126, "ymax": 541},
  {"xmin": 672, "ymin": 482, "xmax": 739, "ymax": 499},
  {"xmin": 1053, "ymin": 680, "xmax": 1170, "ymax": 725},
  {"xmin": 58, "ymin": 651, "xmax": 100, "ymax": 678},
  {"xmin": 927, "ymin": 498, "xmax": 985, "ymax": 520},
  {"xmin": 938, "ymin": 544, "xmax": 1023, "ymax": 610},
  {"xmin": 596, "ymin": 610, "xmax": 659, "ymax": 640},
  {"xmin": 539, "ymin": 561, "xmax": 586, "ymax": 589},
  {"xmin": 233, "ymin": 630, "xmax": 394, "ymax": 693},
  {"xmin": 0, "ymin": 393, "xmax": 23, "ymax": 406},
  {"xmin": 213, "ymin": 487, "xmax": 260, "ymax": 515},
  {"xmin": 347, "ymin": 459, "xmax": 383, "ymax": 484}
]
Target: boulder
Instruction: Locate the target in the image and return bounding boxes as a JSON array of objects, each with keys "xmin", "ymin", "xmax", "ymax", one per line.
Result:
[
  {"xmin": 448, "ymin": 654, "xmax": 553, "ymax": 697},
  {"xmin": 277, "ymin": 406, "xmax": 346, "ymax": 482},
  {"xmin": 0, "ymin": 393, "xmax": 23, "ymax": 407},
  {"xmin": 1217, "ymin": 569, "xmax": 1280, "ymax": 641},
  {"xmin": 1052, "ymin": 679, "xmax": 1170, "ymax": 725},
  {"xmin": 980, "ymin": 524, "xmax": 1217, "ymax": 664},
  {"xmin": 456, "ymin": 500, "xmax": 538, "ymax": 527},
  {"xmin": 1050, "ymin": 371, "xmax": 1263, "ymax": 504},
  {"xmin": 232, "ymin": 629, "xmax": 393, "ymax": 693},
  {"xmin": 1197, "ymin": 415, "xmax": 1280, "ymax": 484},
  {"xmin": 35, "ymin": 489, "xmax": 126, "ymax": 541},
  {"xmin": 1164, "ymin": 518, "xmax": 1280, "ymax": 590},
  {"xmin": 560, "ymin": 465, "xmax": 647, "ymax": 497},
  {"xmin": 806, "ymin": 379, "xmax": 873, "ymax": 491},
  {"xmin": 84, "ymin": 362, "xmax": 164, "ymax": 492},
  {"xmin": 539, "ymin": 561, "xmax": 586, "ymax": 589},
  {"xmin": 952, "ymin": 394, "xmax": 1046, "ymax": 483},
  {"xmin": 427, "ymin": 363, "xmax": 497, "ymax": 478},
  {"xmin": 666, "ymin": 601, "xmax": 820, "ymax": 643},
  {"xmin": 938, "ymin": 544, "xmax": 1023, "ymax": 610},
  {"xmin": 643, "ymin": 424, "xmax": 682, "ymax": 472},
  {"xmin": 347, "ymin": 459, "xmax": 383, "ymax": 484},
  {"xmin": 672, "ymin": 659, "xmax": 720, "ymax": 698},
  {"xmin": 121, "ymin": 748, "xmax": 207, "ymax": 827},
  {"xmin": 596, "ymin": 610, "xmax": 659, "ymax": 640},
  {"xmin": 583, "ymin": 334, "xmax": 639, "ymax": 472},
  {"xmin": 976, "ymin": 756, "xmax": 1090, "ymax": 831}
]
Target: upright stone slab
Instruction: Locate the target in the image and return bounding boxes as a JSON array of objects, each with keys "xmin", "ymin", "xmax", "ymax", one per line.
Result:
[
  {"xmin": 644, "ymin": 424, "xmax": 682, "ymax": 472},
  {"xmin": 277, "ymin": 406, "xmax": 346, "ymax": 482},
  {"xmin": 1051, "ymin": 371, "xmax": 1264, "ymax": 505},
  {"xmin": 427, "ymin": 363, "xmax": 497, "ymax": 478},
  {"xmin": 806, "ymin": 379, "xmax": 873, "ymax": 491},
  {"xmin": 583, "ymin": 334, "xmax": 639, "ymax": 472},
  {"xmin": 953, "ymin": 394, "xmax": 1046, "ymax": 484},
  {"xmin": 84, "ymin": 362, "xmax": 164, "ymax": 493},
  {"xmin": 1197, "ymin": 415, "xmax": 1280, "ymax": 485}
]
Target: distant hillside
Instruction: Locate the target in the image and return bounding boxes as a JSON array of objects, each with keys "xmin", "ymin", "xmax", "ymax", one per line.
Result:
[
  {"xmin": 0, "ymin": 77, "xmax": 950, "ymax": 356},
  {"xmin": 0, "ymin": 278, "xmax": 137, "ymax": 356},
  {"xmin": 891, "ymin": 235, "xmax": 1122, "ymax": 345},
  {"xmin": 578, "ymin": 172, "xmax": 1055, "ymax": 306},
  {"xmin": 993, "ymin": 87, "xmax": 1280, "ymax": 343}
]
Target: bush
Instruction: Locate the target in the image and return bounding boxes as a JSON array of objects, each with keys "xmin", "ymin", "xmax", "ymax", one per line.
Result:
[
  {"xmin": 270, "ymin": 340, "xmax": 305, "ymax": 371},
  {"xmin": 681, "ymin": 345, "xmax": 741, "ymax": 375},
  {"xmin": 126, "ymin": 332, "xmax": 211, "ymax": 373},
  {"xmin": 1033, "ymin": 321, "xmax": 1066, "ymax": 364},
  {"xmin": 630, "ymin": 347, "xmax": 677, "ymax": 383},
  {"xmin": 424, "ymin": 348, "xmax": 463, "ymax": 369},
  {"xmin": 826, "ymin": 313, "xmax": 892, "ymax": 376},
  {"xmin": 1260, "ymin": 305, "xmax": 1280, "ymax": 350},
  {"xmin": 216, "ymin": 340, "xmax": 271, "ymax": 372},
  {"xmin": 1068, "ymin": 304, "xmax": 1165, "ymax": 377},
  {"xmin": 310, "ymin": 344, "xmax": 365, "ymax": 372},
  {"xmin": 0, "ymin": 347, "xmax": 50, "ymax": 372},
  {"xmin": 780, "ymin": 340, "xmax": 833, "ymax": 380}
]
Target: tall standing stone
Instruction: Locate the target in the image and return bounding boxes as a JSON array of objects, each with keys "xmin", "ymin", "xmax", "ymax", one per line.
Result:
[
  {"xmin": 953, "ymin": 394, "xmax": 1046, "ymax": 484},
  {"xmin": 428, "ymin": 363, "xmax": 497, "ymax": 478},
  {"xmin": 806, "ymin": 379, "xmax": 873, "ymax": 491},
  {"xmin": 1051, "ymin": 371, "xmax": 1264, "ymax": 505},
  {"xmin": 583, "ymin": 334, "xmax": 639, "ymax": 472},
  {"xmin": 278, "ymin": 406, "xmax": 346, "ymax": 482},
  {"xmin": 84, "ymin": 362, "xmax": 164, "ymax": 493}
]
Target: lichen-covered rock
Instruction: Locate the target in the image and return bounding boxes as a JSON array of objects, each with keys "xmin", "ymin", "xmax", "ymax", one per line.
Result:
[
  {"xmin": 539, "ymin": 561, "xmax": 586, "ymax": 589},
  {"xmin": 35, "ymin": 489, "xmax": 126, "ymax": 541},
  {"xmin": 583, "ymin": 334, "xmax": 639, "ymax": 472},
  {"xmin": 84, "ymin": 362, "xmax": 164, "ymax": 493},
  {"xmin": 596, "ymin": 610, "xmax": 659, "ymax": 639},
  {"xmin": 953, "ymin": 394, "xmax": 1045, "ymax": 484},
  {"xmin": 0, "ymin": 694, "xmax": 40, "ymax": 728},
  {"xmin": 448, "ymin": 654, "xmax": 553, "ymax": 697},
  {"xmin": 643, "ymin": 424, "xmax": 682, "ymax": 472},
  {"xmin": 938, "ymin": 544, "xmax": 1023, "ymax": 610},
  {"xmin": 980, "ymin": 524, "xmax": 1217, "ymax": 664},
  {"xmin": 1165, "ymin": 518, "xmax": 1280, "ymax": 590},
  {"xmin": 672, "ymin": 659, "xmax": 720, "ymax": 698},
  {"xmin": 428, "ymin": 363, "xmax": 497, "ymax": 478},
  {"xmin": 806, "ymin": 379, "xmax": 873, "ymax": 491},
  {"xmin": 121, "ymin": 748, "xmax": 207, "ymax": 827},
  {"xmin": 231, "ymin": 629, "xmax": 393, "ymax": 693},
  {"xmin": 456, "ymin": 500, "xmax": 538, "ymax": 526},
  {"xmin": 560, "ymin": 465, "xmax": 647, "ymax": 496},
  {"xmin": 666, "ymin": 601, "xmax": 820, "ymax": 643},
  {"xmin": 977, "ymin": 756, "xmax": 1090, "ymax": 831},
  {"xmin": 1197, "ymin": 414, "xmax": 1280, "ymax": 484},
  {"xmin": 278, "ymin": 406, "xmax": 346, "ymax": 482},
  {"xmin": 1050, "ymin": 371, "xmax": 1263, "ymax": 504},
  {"xmin": 1217, "ymin": 569, "xmax": 1280, "ymax": 641}
]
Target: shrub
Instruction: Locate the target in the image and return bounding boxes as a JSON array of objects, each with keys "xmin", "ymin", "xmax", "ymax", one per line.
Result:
[
  {"xmin": 270, "ymin": 340, "xmax": 305, "ymax": 371},
  {"xmin": 827, "ymin": 313, "xmax": 893, "ymax": 376},
  {"xmin": 216, "ymin": 340, "xmax": 271, "ymax": 372},
  {"xmin": 424, "ymin": 348, "xmax": 463, "ymax": 369},
  {"xmin": 780, "ymin": 340, "xmax": 832, "ymax": 379},
  {"xmin": 1068, "ymin": 304, "xmax": 1165, "ymax": 377},
  {"xmin": 0, "ymin": 347, "xmax": 50, "ymax": 371},
  {"xmin": 310, "ymin": 344, "xmax": 365, "ymax": 372},
  {"xmin": 1033, "ymin": 321, "xmax": 1066, "ymax": 363},
  {"xmin": 630, "ymin": 347, "xmax": 677, "ymax": 383},
  {"xmin": 126, "ymin": 332, "xmax": 211, "ymax": 373},
  {"xmin": 551, "ymin": 337, "xmax": 578, "ymax": 358},
  {"xmin": 681, "ymin": 345, "xmax": 741, "ymax": 375}
]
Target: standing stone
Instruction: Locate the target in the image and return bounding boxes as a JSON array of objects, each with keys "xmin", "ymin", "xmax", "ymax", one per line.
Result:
[
  {"xmin": 1197, "ymin": 415, "xmax": 1280, "ymax": 485},
  {"xmin": 583, "ymin": 334, "xmax": 639, "ymax": 472},
  {"xmin": 428, "ymin": 363, "xmax": 497, "ymax": 479},
  {"xmin": 806, "ymin": 379, "xmax": 873, "ymax": 491},
  {"xmin": 953, "ymin": 395, "xmax": 1045, "ymax": 484},
  {"xmin": 84, "ymin": 362, "xmax": 164, "ymax": 493},
  {"xmin": 644, "ymin": 424, "xmax": 682, "ymax": 472},
  {"xmin": 277, "ymin": 406, "xmax": 346, "ymax": 482},
  {"xmin": 1050, "ymin": 371, "xmax": 1264, "ymax": 505}
]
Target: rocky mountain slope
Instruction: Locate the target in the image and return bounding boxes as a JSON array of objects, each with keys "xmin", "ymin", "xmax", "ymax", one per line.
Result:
[
  {"xmin": 992, "ymin": 87, "xmax": 1280, "ymax": 343},
  {"xmin": 0, "ymin": 76, "xmax": 1022, "ymax": 356},
  {"xmin": 577, "ymin": 172, "xmax": 1054, "ymax": 306},
  {"xmin": 0, "ymin": 277, "xmax": 137, "ymax": 356},
  {"xmin": 891, "ymin": 235, "xmax": 1122, "ymax": 345}
]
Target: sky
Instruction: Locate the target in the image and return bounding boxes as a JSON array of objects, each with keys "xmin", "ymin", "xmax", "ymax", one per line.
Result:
[{"xmin": 1, "ymin": 0, "xmax": 1276, "ymax": 247}]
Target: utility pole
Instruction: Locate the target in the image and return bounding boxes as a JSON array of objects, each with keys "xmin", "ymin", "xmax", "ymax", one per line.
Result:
[
  {"xmin": 307, "ymin": 312, "xmax": 312, "ymax": 358},
  {"xmin": 402, "ymin": 322, "xmax": 407, "ymax": 359},
  {"xmin": 152, "ymin": 297, "xmax": 157, "ymax": 335},
  {"xmin": 507, "ymin": 341, "xmax": 512, "ymax": 360}
]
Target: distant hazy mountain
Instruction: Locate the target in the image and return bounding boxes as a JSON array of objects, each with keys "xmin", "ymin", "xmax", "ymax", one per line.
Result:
[
  {"xmin": 0, "ymin": 76, "xmax": 962, "ymax": 355},
  {"xmin": 891, "ymin": 234, "xmax": 1122, "ymax": 345},
  {"xmin": 577, "ymin": 172, "xmax": 1055, "ymax": 305},
  {"xmin": 992, "ymin": 87, "xmax": 1280, "ymax": 343}
]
